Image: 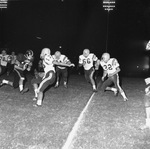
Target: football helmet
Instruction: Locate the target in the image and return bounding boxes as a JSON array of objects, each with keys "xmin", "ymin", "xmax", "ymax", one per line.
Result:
[
  {"xmin": 40, "ymin": 48, "xmax": 51, "ymax": 59},
  {"xmin": 83, "ymin": 49, "xmax": 90, "ymax": 57},
  {"xmin": 101, "ymin": 53, "xmax": 110, "ymax": 62},
  {"xmin": 1, "ymin": 50, "xmax": 7, "ymax": 56},
  {"xmin": 55, "ymin": 51, "xmax": 61, "ymax": 59},
  {"xmin": 25, "ymin": 50, "xmax": 34, "ymax": 61}
]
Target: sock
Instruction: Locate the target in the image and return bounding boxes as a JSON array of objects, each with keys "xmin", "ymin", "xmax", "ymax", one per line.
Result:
[
  {"xmin": 93, "ymin": 85, "xmax": 96, "ymax": 90},
  {"xmin": 120, "ymin": 91, "xmax": 127, "ymax": 99},
  {"xmin": 19, "ymin": 85, "xmax": 23, "ymax": 92},
  {"xmin": 37, "ymin": 99, "xmax": 42, "ymax": 106},
  {"xmin": 64, "ymin": 81, "xmax": 67, "ymax": 85},
  {"xmin": 2, "ymin": 79, "xmax": 9, "ymax": 84},
  {"xmin": 34, "ymin": 89, "xmax": 38, "ymax": 98},
  {"xmin": 146, "ymin": 118, "xmax": 150, "ymax": 127},
  {"xmin": 110, "ymin": 87, "xmax": 117, "ymax": 92},
  {"xmin": 146, "ymin": 107, "xmax": 150, "ymax": 119}
]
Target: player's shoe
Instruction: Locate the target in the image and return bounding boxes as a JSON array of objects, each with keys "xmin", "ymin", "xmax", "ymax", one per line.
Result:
[
  {"xmin": 114, "ymin": 90, "xmax": 119, "ymax": 96},
  {"xmin": 54, "ymin": 82, "xmax": 59, "ymax": 88},
  {"xmin": 20, "ymin": 88, "xmax": 29, "ymax": 94},
  {"xmin": 123, "ymin": 97, "xmax": 128, "ymax": 101},
  {"xmin": 93, "ymin": 88, "xmax": 98, "ymax": 92},
  {"xmin": 140, "ymin": 125, "xmax": 150, "ymax": 130},
  {"xmin": 33, "ymin": 100, "xmax": 42, "ymax": 107},
  {"xmin": 0, "ymin": 80, "xmax": 4, "ymax": 87},
  {"xmin": 63, "ymin": 82, "xmax": 68, "ymax": 88},
  {"xmin": 64, "ymin": 84, "xmax": 68, "ymax": 88},
  {"xmin": 33, "ymin": 97, "xmax": 37, "ymax": 101}
]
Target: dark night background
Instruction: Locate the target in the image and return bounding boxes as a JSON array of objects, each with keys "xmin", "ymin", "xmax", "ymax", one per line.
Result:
[{"xmin": 1, "ymin": 0, "xmax": 150, "ymax": 76}]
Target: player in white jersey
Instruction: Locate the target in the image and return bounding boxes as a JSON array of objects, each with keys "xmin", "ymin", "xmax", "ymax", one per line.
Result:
[
  {"xmin": 0, "ymin": 49, "xmax": 9, "ymax": 76},
  {"xmin": 31, "ymin": 48, "xmax": 56, "ymax": 106},
  {"xmin": 140, "ymin": 78, "xmax": 150, "ymax": 129},
  {"xmin": 52, "ymin": 51, "xmax": 73, "ymax": 88},
  {"xmin": 79, "ymin": 49, "xmax": 99, "ymax": 92},
  {"xmin": 99, "ymin": 52, "xmax": 128, "ymax": 101}
]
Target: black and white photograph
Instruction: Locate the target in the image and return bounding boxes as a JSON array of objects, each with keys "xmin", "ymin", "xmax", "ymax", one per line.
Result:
[{"xmin": 0, "ymin": 0, "xmax": 150, "ymax": 148}]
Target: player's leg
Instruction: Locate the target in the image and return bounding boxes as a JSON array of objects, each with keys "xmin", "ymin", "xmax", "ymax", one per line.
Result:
[
  {"xmin": 31, "ymin": 77, "xmax": 42, "ymax": 101},
  {"xmin": 14, "ymin": 69, "xmax": 29, "ymax": 94},
  {"xmin": 84, "ymin": 70, "xmax": 90, "ymax": 83},
  {"xmin": 113, "ymin": 74, "xmax": 128, "ymax": 101},
  {"xmin": 36, "ymin": 71, "xmax": 55, "ymax": 106},
  {"xmin": 55, "ymin": 67, "xmax": 61, "ymax": 88},
  {"xmin": 101, "ymin": 77, "xmax": 115, "ymax": 94},
  {"xmin": 89, "ymin": 68, "xmax": 97, "ymax": 92},
  {"xmin": 0, "ymin": 66, "xmax": 7, "ymax": 76},
  {"xmin": 145, "ymin": 106, "xmax": 150, "ymax": 128},
  {"xmin": 62, "ymin": 68, "xmax": 68, "ymax": 88}
]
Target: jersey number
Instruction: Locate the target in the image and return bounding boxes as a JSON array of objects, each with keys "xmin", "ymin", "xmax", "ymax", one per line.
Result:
[
  {"xmin": 83, "ymin": 58, "xmax": 91, "ymax": 65},
  {"xmin": 103, "ymin": 64, "xmax": 112, "ymax": 70}
]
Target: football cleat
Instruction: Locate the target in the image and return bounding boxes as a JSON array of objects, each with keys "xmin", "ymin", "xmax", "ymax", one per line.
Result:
[
  {"xmin": 123, "ymin": 97, "xmax": 128, "ymax": 101},
  {"xmin": 93, "ymin": 88, "xmax": 98, "ymax": 92},
  {"xmin": 114, "ymin": 90, "xmax": 119, "ymax": 96},
  {"xmin": 20, "ymin": 88, "xmax": 29, "ymax": 94},
  {"xmin": 64, "ymin": 84, "xmax": 68, "ymax": 88},
  {"xmin": 33, "ymin": 97, "xmax": 37, "ymax": 101}
]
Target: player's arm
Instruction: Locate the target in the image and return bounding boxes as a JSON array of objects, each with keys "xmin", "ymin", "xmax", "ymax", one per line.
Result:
[
  {"xmin": 78, "ymin": 56, "xmax": 83, "ymax": 67},
  {"xmin": 14, "ymin": 60, "xmax": 26, "ymax": 71},
  {"xmin": 53, "ymin": 61, "xmax": 75, "ymax": 67}
]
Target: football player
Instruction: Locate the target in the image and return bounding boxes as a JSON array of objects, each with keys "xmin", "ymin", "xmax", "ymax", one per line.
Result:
[
  {"xmin": 0, "ymin": 50, "xmax": 34, "ymax": 94},
  {"xmin": 52, "ymin": 51, "xmax": 73, "ymax": 88},
  {"xmin": 31, "ymin": 48, "xmax": 75, "ymax": 106},
  {"xmin": 0, "ymin": 49, "xmax": 9, "ymax": 76},
  {"xmin": 99, "ymin": 52, "xmax": 128, "ymax": 101},
  {"xmin": 141, "ymin": 78, "xmax": 150, "ymax": 129},
  {"xmin": 31, "ymin": 48, "xmax": 56, "ymax": 106},
  {"xmin": 78, "ymin": 49, "xmax": 99, "ymax": 92},
  {"xmin": 7, "ymin": 51, "xmax": 17, "ymax": 76}
]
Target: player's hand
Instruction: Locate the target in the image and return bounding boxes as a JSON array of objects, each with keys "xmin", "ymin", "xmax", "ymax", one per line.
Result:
[
  {"xmin": 69, "ymin": 63, "xmax": 75, "ymax": 67},
  {"xmin": 101, "ymin": 76, "xmax": 105, "ymax": 81}
]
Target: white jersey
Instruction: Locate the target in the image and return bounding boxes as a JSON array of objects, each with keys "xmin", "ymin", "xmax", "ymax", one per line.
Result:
[
  {"xmin": 100, "ymin": 58, "xmax": 120, "ymax": 76},
  {"xmin": 43, "ymin": 55, "xmax": 55, "ymax": 75},
  {"xmin": 79, "ymin": 53, "xmax": 98, "ymax": 70},
  {"xmin": 0, "ymin": 54, "xmax": 9, "ymax": 66},
  {"xmin": 52, "ymin": 54, "xmax": 70, "ymax": 69}
]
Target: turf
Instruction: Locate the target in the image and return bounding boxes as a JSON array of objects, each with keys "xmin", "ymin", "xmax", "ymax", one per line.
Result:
[{"xmin": 0, "ymin": 75, "xmax": 149, "ymax": 149}]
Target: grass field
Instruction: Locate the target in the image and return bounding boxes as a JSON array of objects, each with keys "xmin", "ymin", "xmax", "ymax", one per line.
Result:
[{"xmin": 0, "ymin": 74, "xmax": 149, "ymax": 149}]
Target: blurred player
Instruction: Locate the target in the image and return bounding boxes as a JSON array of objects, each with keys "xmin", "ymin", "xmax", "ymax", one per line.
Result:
[
  {"xmin": 0, "ymin": 49, "xmax": 9, "ymax": 76},
  {"xmin": 7, "ymin": 51, "xmax": 17, "ymax": 76},
  {"xmin": 52, "ymin": 51, "xmax": 73, "ymax": 88},
  {"xmin": 31, "ymin": 48, "xmax": 75, "ymax": 106},
  {"xmin": 99, "ymin": 52, "xmax": 128, "ymax": 101},
  {"xmin": 31, "ymin": 48, "xmax": 56, "ymax": 106},
  {"xmin": 78, "ymin": 49, "xmax": 99, "ymax": 92},
  {"xmin": 0, "ymin": 50, "xmax": 34, "ymax": 94},
  {"xmin": 141, "ymin": 78, "xmax": 150, "ymax": 129}
]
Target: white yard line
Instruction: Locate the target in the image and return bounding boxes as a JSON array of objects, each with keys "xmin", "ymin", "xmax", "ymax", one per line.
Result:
[{"xmin": 61, "ymin": 79, "xmax": 102, "ymax": 149}]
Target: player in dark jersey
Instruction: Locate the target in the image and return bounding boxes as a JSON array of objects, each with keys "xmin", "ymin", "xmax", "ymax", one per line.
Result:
[{"xmin": 0, "ymin": 50, "xmax": 34, "ymax": 94}]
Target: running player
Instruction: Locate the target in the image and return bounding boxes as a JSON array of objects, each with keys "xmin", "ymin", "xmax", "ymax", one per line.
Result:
[
  {"xmin": 141, "ymin": 78, "xmax": 150, "ymax": 129},
  {"xmin": 99, "ymin": 52, "xmax": 128, "ymax": 101},
  {"xmin": 52, "ymin": 51, "xmax": 73, "ymax": 88},
  {"xmin": 78, "ymin": 49, "xmax": 99, "ymax": 92},
  {"xmin": 0, "ymin": 50, "xmax": 34, "ymax": 94}
]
